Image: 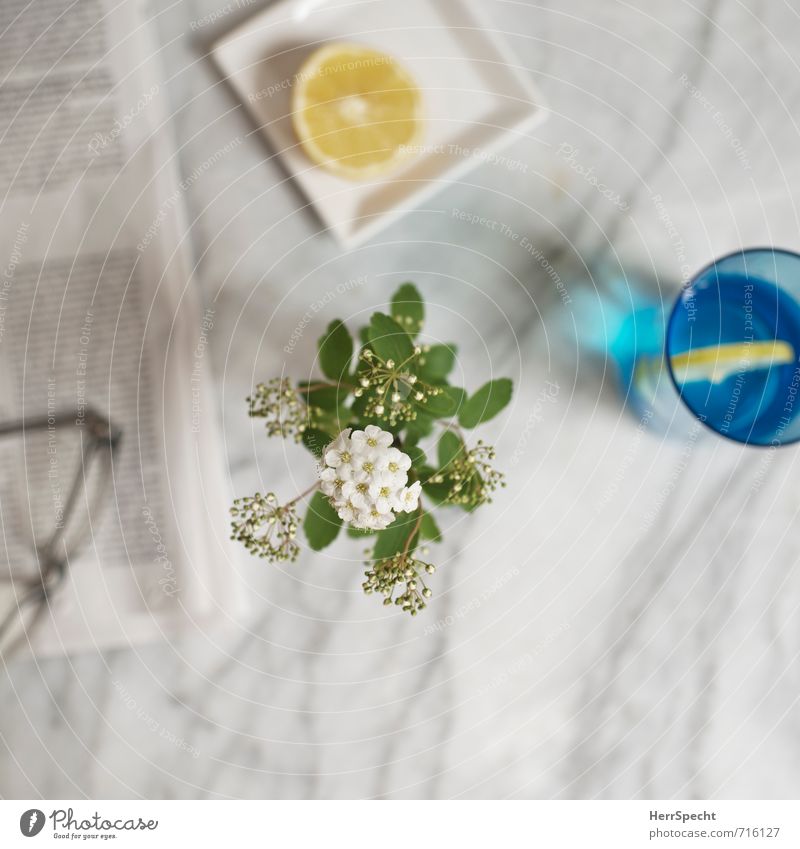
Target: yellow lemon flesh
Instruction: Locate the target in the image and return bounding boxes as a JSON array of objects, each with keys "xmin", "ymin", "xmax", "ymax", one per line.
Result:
[
  {"xmin": 291, "ymin": 43, "xmax": 423, "ymax": 180},
  {"xmin": 670, "ymin": 340, "xmax": 796, "ymax": 384}
]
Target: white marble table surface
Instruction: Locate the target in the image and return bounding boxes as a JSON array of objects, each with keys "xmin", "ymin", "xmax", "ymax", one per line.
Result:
[{"xmin": 3, "ymin": 0, "xmax": 800, "ymax": 799}]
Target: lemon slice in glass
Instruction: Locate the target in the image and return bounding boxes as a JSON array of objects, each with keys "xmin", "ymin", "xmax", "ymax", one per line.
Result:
[
  {"xmin": 670, "ymin": 340, "xmax": 795, "ymax": 384},
  {"xmin": 291, "ymin": 43, "xmax": 423, "ymax": 180}
]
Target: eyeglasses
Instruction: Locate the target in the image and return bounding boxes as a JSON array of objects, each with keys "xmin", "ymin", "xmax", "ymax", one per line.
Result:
[{"xmin": 0, "ymin": 409, "xmax": 121, "ymax": 656}]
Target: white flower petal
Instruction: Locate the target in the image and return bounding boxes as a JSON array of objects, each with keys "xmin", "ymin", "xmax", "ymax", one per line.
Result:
[
  {"xmin": 322, "ymin": 429, "xmax": 353, "ymax": 469},
  {"xmin": 398, "ymin": 481, "xmax": 421, "ymax": 513},
  {"xmin": 374, "ymin": 511, "xmax": 396, "ymax": 529},
  {"xmin": 338, "ymin": 463, "xmax": 357, "ymax": 482},
  {"xmin": 350, "ymin": 429, "xmax": 367, "ymax": 448},
  {"xmin": 350, "ymin": 490, "xmax": 371, "ymax": 511}
]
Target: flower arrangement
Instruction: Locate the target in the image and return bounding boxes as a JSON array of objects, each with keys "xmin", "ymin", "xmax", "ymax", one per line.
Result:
[{"xmin": 230, "ymin": 283, "xmax": 513, "ymax": 615}]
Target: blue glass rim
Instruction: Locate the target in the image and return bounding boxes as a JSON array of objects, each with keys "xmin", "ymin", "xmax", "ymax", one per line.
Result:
[{"xmin": 665, "ymin": 246, "xmax": 800, "ymax": 448}]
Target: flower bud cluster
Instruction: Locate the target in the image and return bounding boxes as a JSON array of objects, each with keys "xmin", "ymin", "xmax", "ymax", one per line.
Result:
[
  {"xmin": 230, "ymin": 492, "xmax": 300, "ymax": 562},
  {"xmin": 429, "ymin": 440, "xmax": 505, "ymax": 507},
  {"xmin": 247, "ymin": 378, "xmax": 308, "ymax": 442},
  {"xmin": 355, "ymin": 348, "xmax": 443, "ymax": 427},
  {"xmin": 363, "ymin": 554, "xmax": 435, "ymax": 615}
]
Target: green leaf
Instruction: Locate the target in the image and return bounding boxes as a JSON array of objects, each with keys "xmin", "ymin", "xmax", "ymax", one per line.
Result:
[
  {"xmin": 418, "ymin": 344, "xmax": 457, "ymax": 383},
  {"xmin": 419, "ymin": 512, "xmax": 442, "ymax": 542},
  {"xmin": 421, "ymin": 478, "xmax": 450, "ymax": 505},
  {"xmin": 298, "ymin": 381, "xmax": 347, "ymax": 411},
  {"xmin": 414, "ymin": 385, "xmax": 466, "ymax": 419},
  {"xmin": 437, "ymin": 431, "xmax": 463, "ymax": 469},
  {"xmin": 373, "ymin": 509, "xmax": 421, "ymax": 559},
  {"xmin": 406, "ymin": 443, "xmax": 427, "ymax": 470},
  {"xmin": 359, "ymin": 325, "xmax": 372, "ymax": 347},
  {"xmin": 368, "ymin": 312, "xmax": 414, "ymax": 364},
  {"xmin": 390, "ymin": 282, "xmax": 425, "ymax": 337},
  {"xmin": 349, "ymin": 386, "xmax": 369, "ymax": 416},
  {"xmin": 458, "ymin": 378, "xmax": 513, "ymax": 428},
  {"xmin": 301, "ymin": 427, "xmax": 332, "ymax": 458},
  {"xmin": 404, "ymin": 412, "xmax": 435, "ymax": 440},
  {"xmin": 347, "ymin": 525, "xmax": 376, "ymax": 538},
  {"xmin": 311, "ymin": 405, "xmax": 350, "ymax": 436},
  {"xmin": 346, "ymin": 391, "xmax": 385, "ymax": 430},
  {"xmin": 303, "ymin": 491, "xmax": 342, "ymax": 551},
  {"xmin": 318, "ymin": 320, "xmax": 353, "ymax": 381},
  {"xmin": 418, "ymin": 464, "xmax": 438, "ymax": 482}
]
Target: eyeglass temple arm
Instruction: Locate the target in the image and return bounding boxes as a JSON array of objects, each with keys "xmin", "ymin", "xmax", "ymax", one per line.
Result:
[
  {"xmin": 0, "ymin": 408, "xmax": 121, "ymax": 571},
  {"xmin": 0, "ymin": 410, "xmax": 121, "ymax": 445}
]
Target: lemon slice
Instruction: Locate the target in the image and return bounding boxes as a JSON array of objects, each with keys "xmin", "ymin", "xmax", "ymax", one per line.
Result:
[
  {"xmin": 670, "ymin": 340, "xmax": 795, "ymax": 384},
  {"xmin": 291, "ymin": 43, "xmax": 423, "ymax": 180}
]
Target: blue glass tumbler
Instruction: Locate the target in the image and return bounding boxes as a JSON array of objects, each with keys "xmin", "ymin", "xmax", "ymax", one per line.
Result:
[{"xmin": 665, "ymin": 248, "xmax": 800, "ymax": 446}]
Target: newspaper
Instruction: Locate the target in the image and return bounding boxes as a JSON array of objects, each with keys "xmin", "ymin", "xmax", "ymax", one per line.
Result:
[{"xmin": 0, "ymin": 0, "xmax": 243, "ymax": 655}]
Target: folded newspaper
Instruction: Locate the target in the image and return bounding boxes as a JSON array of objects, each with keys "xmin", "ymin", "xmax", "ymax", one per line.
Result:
[{"xmin": 0, "ymin": 0, "xmax": 244, "ymax": 655}]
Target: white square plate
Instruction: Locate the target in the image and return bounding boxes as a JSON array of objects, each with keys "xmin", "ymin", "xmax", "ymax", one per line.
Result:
[{"xmin": 212, "ymin": 0, "xmax": 547, "ymax": 247}]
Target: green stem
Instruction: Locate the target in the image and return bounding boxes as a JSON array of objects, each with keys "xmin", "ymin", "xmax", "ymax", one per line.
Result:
[
  {"xmin": 401, "ymin": 506, "xmax": 424, "ymax": 560},
  {"xmin": 285, "ymin": 481, "xmax": 320, "ymax": 507},
  {"xmin": 439, "ymin": 420, "xmax": 467, "ymax": 442},
  {"xmin": 298, "ymin": 381, "xmax": 356, "ymax": 392}
]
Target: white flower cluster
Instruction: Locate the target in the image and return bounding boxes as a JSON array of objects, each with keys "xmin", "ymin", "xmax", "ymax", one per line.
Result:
[{"xmin": 319, "ymin": 426, "xmax": 421, "ymax": 531}]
